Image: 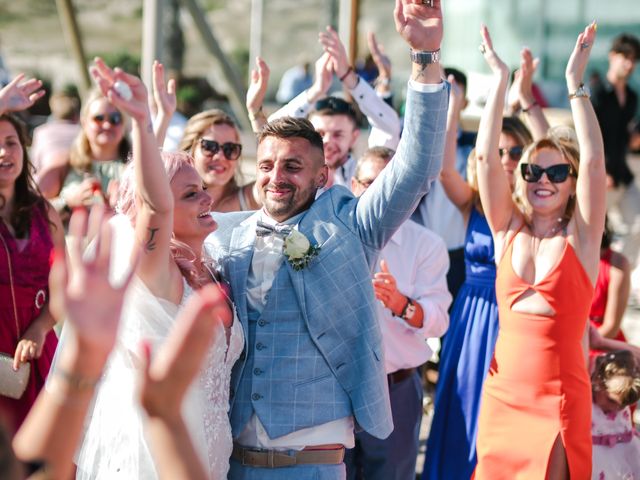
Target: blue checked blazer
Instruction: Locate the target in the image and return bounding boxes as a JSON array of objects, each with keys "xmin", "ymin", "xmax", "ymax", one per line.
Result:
[{"xmin": 206, "ymin": 85, "xmax": 449, "ymax": 440}]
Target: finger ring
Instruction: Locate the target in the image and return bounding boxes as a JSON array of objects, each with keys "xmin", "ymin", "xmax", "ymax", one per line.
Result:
[
  {"xmin": 580, "ymin": 42, "xmax": 590, "ymax": 50},
  {"xmin": 479, "ymin": 44, "xmax": 487, "ymax": 54},
  {"xmin": 421, "ymin": 0, "xmax": 434, "ymax": 6}
]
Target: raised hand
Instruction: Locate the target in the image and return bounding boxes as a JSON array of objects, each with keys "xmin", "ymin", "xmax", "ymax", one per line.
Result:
[
  {"xmin": 90, "ymin": 57, "xmax": 150, "ymax": 123},
  {"xmin": 566, "ymin": 21, "xmax": 597, "ymax": 90},
  {"xmin": 246, "ymin": 56, "xmax": 270, "ymax": 114},
  {"xmin": 394, "ymin": 0, "xmax": 443, "ymax": 52},
  {"xmin": 372, "ymin": 260, "xmax": 406, "ymax": 316},
  {"xmin": 518, "ymin": 48, "xmax": 539, "ymax": 104},
  {"xmin": 306, "ymin": 52, "xmax": 333, "ymax": 103},
  {"xmin": 49, "ymin": 205, "xmax": 137, "ymax": 361},
  {"xmin": 0, "ymin": 74, "xmax": 45, "ymax": 114},
  {"xmin": 448, "ymin": 74, "xmax": 465, "ymax": 115},
  {"xmin": 368, "ymin": 32, "xmax": 392, "ymax": 82},
  {"xmin": 150, "ymin": 60, "xmax": 176, "ymax": 120},
  {"xmin": 479, "ymin": 25, "xmax": 509, "ymax": 77},
  {"xmin": 319, "ymin": 26, "xmax": 351, "ymax": 77},
  {"xmin": 139, "ymin": 284, "xmax": 231, "ymax": 421}
]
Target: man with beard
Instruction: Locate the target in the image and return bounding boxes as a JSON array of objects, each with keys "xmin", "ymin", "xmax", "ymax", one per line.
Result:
[
  {"xmin": 206, "ymin": 2, "xmax": 447, "ymax": 478},
  {"xmin": 270, "ymin": 27, "xmax": 400, "ymax": 189},
  {"xmin": 592, "ymin": 33, "xmax": 640, "ymax": 267}
]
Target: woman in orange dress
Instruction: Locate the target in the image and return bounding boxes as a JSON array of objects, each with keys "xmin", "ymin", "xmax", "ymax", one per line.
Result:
[{"xmin": 474, "ymin": 23, "xmax": 605, "ymax": 479}]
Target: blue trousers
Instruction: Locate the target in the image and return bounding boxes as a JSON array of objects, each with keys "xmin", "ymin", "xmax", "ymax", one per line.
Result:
[
  {"xmin": 344, "ymin": 371, "xmax": 423, "ymax": 480},
  {"xmin": 229, "ymin": 457, "xmax": 346, "ymax": 479}
]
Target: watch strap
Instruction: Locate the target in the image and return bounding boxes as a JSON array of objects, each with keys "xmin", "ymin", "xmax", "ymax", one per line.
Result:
[{"xmin": 410, "ymin": 49, "xmax": 441, "ymax": 65}]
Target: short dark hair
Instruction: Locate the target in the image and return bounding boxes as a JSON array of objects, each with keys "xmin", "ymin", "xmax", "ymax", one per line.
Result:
[
  {"xmin": 310, "ymin": 96, "xmax": 359, "ymax": 126},
  {"xmin": 610, "ymin": 33, "xmax": 640, "ymax": 61},
  {"xmin": 444, "ymin": 67, "xmax": 468, "ymax": 93},
  {"xmin": 258, "ymin": 116, "xmax": 324, "ymax": 153}
]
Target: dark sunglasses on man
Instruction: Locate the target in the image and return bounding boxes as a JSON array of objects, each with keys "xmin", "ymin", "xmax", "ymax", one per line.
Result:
[
  {"xmin": 199, "ymin": 138, "xmax": 243, "ymax": 161},
  {"xmin": 520, "ymin": 163, "xmax": 577, "ymax": 183},
  {"xmin": 92, "ymin": 112, "xmax": 123, "ymax": 125},
  {"xmin": 498, "ymin": 146, "xmax": 524, "ymax": 162}
]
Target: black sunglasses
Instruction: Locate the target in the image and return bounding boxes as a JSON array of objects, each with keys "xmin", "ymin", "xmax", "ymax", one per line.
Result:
[
  {"xmin": 199, "ymin": 139, "xmax": 242, "ymax": 160},
  {"xmin": 92, "ymin": 112, "xmax": 122, "ymax": 125},
  {"xmin": 520, "ymin": 163, "xmax": 576, "ymax": 183},
  {"xmin": 498, "ymin": 146, "xmax": 524, "ymax": 161}
]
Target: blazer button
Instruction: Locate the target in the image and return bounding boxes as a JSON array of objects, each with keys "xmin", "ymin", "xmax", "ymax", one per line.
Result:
[
  {"xmin": 256, "ymin": 342, "xmax": 265, "ymax": 351},
  {"xmin": 252, "ymin": 393, "xmax": 262, "ymax": 401},
  {"xmin": 254, "ymin": 368, "xmax": 263, "ymax": 376},
  {"xmin": 258, "ymin": 319, "xmax": 266, "ymax": 327}
]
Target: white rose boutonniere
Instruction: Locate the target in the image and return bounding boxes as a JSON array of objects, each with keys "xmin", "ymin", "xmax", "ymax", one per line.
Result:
[{"xmin": 284, "ymin": 230, "xmax": 321, "ymax": 271}]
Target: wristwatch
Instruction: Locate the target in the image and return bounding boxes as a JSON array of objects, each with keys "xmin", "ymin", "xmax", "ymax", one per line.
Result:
[
  {"xmin": 399, "ymin": 297, "xmax": 417, "ymax": 322},
  {"xmin": 568, "ymin": 83, "xmax": 591, "ymax": 100},
  {"xmin": 410, "ymin": 49, "xmax": 441, "ymax": 66}
]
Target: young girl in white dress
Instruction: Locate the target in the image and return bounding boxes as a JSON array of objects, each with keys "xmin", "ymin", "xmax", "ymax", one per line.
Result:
[
  {"xmin": 75, "ymin": 61, "xmax": 243, "ymax": 479},
  {"xmin": 591, "ymin": 350, "xmax": 640, "ymax": 480}
]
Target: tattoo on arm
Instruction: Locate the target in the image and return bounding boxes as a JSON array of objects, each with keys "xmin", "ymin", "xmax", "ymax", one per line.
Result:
[
  {"xmin": 412, "ymin": 64, "xmax": 428, "ymax": 82},
  {"xmin": 145, "ymin": 227, "xmax": 159, "ymax": 252}
]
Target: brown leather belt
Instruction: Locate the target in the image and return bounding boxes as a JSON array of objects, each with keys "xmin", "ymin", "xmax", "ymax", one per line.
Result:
[
  {"xmin": 387, "ymin": 367, "xmax": 416, "ymax": 385},
  {"xmin": 232, "ymin": 444, "xmax": 345, "ymax": 468}
]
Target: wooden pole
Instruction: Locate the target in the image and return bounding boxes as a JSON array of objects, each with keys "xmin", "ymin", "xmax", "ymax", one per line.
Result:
[
  {"xmin": 248, "ymin": 0, "xmax": 264, "ymax": 82},
  {"xmin": 178, "ymin": 0, "xmax": 251, "ymax": 131},
  {"xmin": 55, "ymin": 0, "xmax": 91, "ymax": 94},
  {"xmin": 142, "ymin": 0, "xmax": 164, "ymax": 89}
]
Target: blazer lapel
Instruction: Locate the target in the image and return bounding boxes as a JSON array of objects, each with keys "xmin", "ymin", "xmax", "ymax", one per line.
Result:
[{"xmin": 228, "ymin": 216, "xmax": 258, "ymax": 326}]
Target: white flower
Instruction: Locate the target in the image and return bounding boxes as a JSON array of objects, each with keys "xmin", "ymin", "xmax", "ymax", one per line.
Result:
[{"xmin": 284, "ymin": 230, "xmax": 311, "ymax": 259}]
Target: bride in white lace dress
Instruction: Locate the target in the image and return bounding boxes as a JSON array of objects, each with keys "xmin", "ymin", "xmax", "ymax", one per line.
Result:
[{"xmin": 75, "ymin": 62, "xmax": 242, "ymax": 479}]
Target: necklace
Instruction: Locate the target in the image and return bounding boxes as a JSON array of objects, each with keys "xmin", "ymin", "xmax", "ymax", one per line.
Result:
[{"xmin": 529, "ymin": 217, "xmax": 567, "ymax": 258}]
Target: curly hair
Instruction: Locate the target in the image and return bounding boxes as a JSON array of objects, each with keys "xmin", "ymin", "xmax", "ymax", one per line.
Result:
[
  {"xmin": 0, "ymin": 114, "xmax": 50, "ymax": 238},
  {"xmin": 592, "ymin": 350, "xmax": 640, "ymax": 407},
  {"xmin": 69, "ymin": 88, "xmax": 130, "ymax": 172}
]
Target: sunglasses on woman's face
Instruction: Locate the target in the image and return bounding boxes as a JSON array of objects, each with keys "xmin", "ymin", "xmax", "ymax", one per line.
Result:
[
  {"xmin": 520, "ymin": 163, "xmax": 576, "ymax": 183},
  {"xmin": 498, "ymin": 146, "xmax": 524, "ymax": 162},
  {"xmin": 92, "ymin": 112, "xmax": 123, "ymax": 125},
  {"xmin": 199, "ymin": 138, "xmax": 242, "ymax": 160}
]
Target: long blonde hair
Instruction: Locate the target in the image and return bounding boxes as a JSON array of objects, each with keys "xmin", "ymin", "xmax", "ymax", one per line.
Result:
[{"xmin": 69, "ymin": 88, "xmax": 130, "ymax": 172}]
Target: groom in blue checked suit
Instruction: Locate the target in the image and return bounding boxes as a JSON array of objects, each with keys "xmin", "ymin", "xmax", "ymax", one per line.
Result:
[{"xmin": 206, "ymin": 2, "xmax": 448, "ymax": 478}]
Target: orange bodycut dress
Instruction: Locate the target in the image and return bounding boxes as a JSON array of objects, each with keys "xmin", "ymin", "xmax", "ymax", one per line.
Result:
[{"xmin": 475, "ymin": 235, "xmax": 593, "ymax": 479}]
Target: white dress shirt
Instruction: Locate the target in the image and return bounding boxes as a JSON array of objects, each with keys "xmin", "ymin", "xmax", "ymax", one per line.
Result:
[
  {"xmin": 237, "ymin": 211, "xmax": 355, "ymax": 450},
  {"xmin": 376, "ymin": 220, "xmax": 451, "ymax": 373},
  {"xmin": 269, "ymin": 74, "xmax": 401, "ymax": 150}
]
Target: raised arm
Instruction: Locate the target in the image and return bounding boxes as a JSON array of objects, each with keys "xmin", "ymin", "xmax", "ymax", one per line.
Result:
[
  {"xmin": 475, "ymin": 25, "xmax": 515, "ymax": 238},
  {"xmin": 516, "ymin": 48, "xmax": 550, "ymax": 139},
  {"xmin": 268, "ymin": 53, "xmax": 333, "ymax": 121},
  {"xmin": 368, "ymin": 32, "xmax": 392, "ymax": 98},
  {"xmin": 13, "ymin": 206, "xmax": 136, "ymax": 480},
  {"xmin": 320, "ymin": 26, "xmax": 401, "ymax": 149},
  {"xmin": 567, "ymin": 23, "xmax": 607, "ymax": 252},
  {"xmin": 150, "ymin": 61, "xmax": 177, "ymax": 147},
  {"xmin": 91, "ymin": 59, "xmax": 174, "ymax": 296},
  {"xmin": 440, "ymin": 74, "xmax": 474, "ymax": 213},
  {"xmin": 353, "ymin": 0, "xmax": 447, "ymax": 248},
  {"xmin": 246, "ymin": 56, "xmax": 270, "ymax": 133},
  {"xmin": 0, "ymin": 73, "xmax": 45, "ymax": 115}
]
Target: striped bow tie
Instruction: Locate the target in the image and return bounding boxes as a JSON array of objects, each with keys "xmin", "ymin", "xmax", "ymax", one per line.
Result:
[{"xmin": 255, "ymin": 220, "xmax": 293, "ymax": 238}]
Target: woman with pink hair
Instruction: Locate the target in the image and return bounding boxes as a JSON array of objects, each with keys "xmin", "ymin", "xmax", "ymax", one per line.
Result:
[{"xmin": 74, "ymin": 61, "xmax": 243, "ymax": 479}]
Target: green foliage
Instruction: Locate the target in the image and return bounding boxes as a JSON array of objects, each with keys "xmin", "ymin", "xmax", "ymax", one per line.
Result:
[{"xmin": 92, "ymin": 51, "xmax": 141, "ymax": 75}]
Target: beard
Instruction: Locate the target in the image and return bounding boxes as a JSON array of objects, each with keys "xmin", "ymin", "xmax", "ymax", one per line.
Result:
[{"xmin": 262, "ymin": 182, "xmax": 318, "ymax": 221}]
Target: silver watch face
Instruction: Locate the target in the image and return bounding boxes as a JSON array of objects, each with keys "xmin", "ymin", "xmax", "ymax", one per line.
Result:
[{"xmin": 410, "ymin": 49, "xmax": 440, "ymax": 65}]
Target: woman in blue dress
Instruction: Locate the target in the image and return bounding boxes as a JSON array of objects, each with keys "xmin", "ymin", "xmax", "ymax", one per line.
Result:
[{"xmin": 423, "ymin": 61, "xmax": 545, "ymax": 479}]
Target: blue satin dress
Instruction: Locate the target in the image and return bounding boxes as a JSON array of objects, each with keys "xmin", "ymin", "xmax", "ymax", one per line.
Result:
[{"xmin": 423, "ymin": 207, "xmax": 499, "ymax": 480}]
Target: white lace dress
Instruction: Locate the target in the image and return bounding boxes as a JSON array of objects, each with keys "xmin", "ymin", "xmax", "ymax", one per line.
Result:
[{"xmin": 74, "ymin": 277, "xmax": 244, "ymax": 480}]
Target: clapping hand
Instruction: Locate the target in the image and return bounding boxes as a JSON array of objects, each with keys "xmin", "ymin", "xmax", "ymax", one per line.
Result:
[
  {"xmin": 91, "ymin": 57, "xmax": 150, "ymax": 123},
  {"xmin": 139, "ymin": 284, "xmax": 232, "ymax": 422},
  {"xmin": 394, "ymin": 0, "xmax": 443, "ymax": 52},
  {"xmin": 306, "ymin": 52, "xmax": 333, "ymax": 104},
  {"xmin": 566, "ymin": 21, "xmax": 596, "ymax": 91},
  {"xmin": 479, "ymin": 25, "xmax": 509, "ymax": 78},
  {"xmin": 0, "ymin": 73, "xmax": 45, "ymax": 115},
  {"xmin": 319, "ymin": 26, "xmax": 355, "ymax": 87},
  {"xmin": 246, "ymin": 56, "xmax": 270, "ymax": 115},
  {"xmin": 373, "ymin": 260, "xmax": 407, "ymax": 316},
  {"xmin": 368, "ymin": 32, "xmax": 392, "ymax": 85},
  {"xmin": 150, "ymin": 60, "xmax": 177, "ymax": 121}
]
